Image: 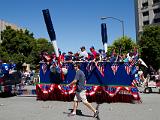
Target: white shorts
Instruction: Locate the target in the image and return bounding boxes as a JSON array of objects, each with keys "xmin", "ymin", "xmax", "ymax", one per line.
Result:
[{"xmin": 74, "ymin": 90, "xmax": 88, "ymax": 102}]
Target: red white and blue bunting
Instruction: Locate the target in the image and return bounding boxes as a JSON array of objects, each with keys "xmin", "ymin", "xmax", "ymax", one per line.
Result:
[{"xmin": 36, "ymin": 84, "xmax": 140, "ymax": 102}]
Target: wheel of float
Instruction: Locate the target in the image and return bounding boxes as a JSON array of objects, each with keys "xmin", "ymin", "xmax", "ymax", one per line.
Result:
[
  {"xmin": 144, "ymin": 88, "xmax": 148, "ymax": 93},
  {"xmin": 158, "ymin": 89, "xmax": 160, "ymax": 94},
  {"xmin": 144, "ymin": 88, "xmax": 149, "ymax": 93}
]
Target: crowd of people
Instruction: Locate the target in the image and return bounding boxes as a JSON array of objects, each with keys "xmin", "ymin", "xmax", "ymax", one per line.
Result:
[
  {"xmin": 41, "ymin": 46, "xmax": 140, "ymax": 64},
  {"xmin": 0, "ymin": 60, "xmax": 39, "ymax": 86},
  {"xmin": 40, "ymin": 46, "xmax": 160, "ymax": 89},
  {"xmin": 20, "ymin": 64, "xmax": 38, "ymax": 86},
  {"xmin": 41, "ymin": 46, "xmax": 147, "ymax": 83}
]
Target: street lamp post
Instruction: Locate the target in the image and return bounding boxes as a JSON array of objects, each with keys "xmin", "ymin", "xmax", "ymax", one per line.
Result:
[{"xmin": 101, "ymin": 16, "xmax": 124, "ymax": 39}]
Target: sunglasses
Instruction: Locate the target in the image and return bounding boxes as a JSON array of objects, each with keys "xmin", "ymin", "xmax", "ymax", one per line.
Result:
[{"xmin": 74, "ymin": 66, "xmax": 77, "ymax": 67}]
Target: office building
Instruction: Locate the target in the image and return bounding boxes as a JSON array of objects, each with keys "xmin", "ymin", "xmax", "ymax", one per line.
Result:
[{"xmin": 134, "ymin": 0, "xmax": 160, "ymax": 41}]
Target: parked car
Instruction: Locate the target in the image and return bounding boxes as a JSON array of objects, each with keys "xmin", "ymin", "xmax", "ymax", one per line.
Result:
[{"xmin": 144, "ymin": 74, "xmax": 160, "ymax": 93}]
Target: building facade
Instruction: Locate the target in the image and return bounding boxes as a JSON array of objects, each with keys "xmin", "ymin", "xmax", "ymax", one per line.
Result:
[
  {"xmin": 0, "ymin": 19, "xmax": 23, "ymax": 43},
  {"xmin": 134, "ymin": 0, "xmax": 160, "ymax": 41}
]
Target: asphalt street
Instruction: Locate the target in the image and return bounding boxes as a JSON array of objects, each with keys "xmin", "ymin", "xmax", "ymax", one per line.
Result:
[{"xmin": 0, "ymin": 93, "xmax": 160, "ymax": 120}]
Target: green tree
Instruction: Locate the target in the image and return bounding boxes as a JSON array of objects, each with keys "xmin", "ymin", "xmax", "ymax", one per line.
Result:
[
  {"xmin": 1, "ymin": 26, "xmax": 35, "ymax": 65},
  {"xmin": 108, "ymin": 36, "xmax": 137, "ymax": 55},
  {"xmin": 139, "ymin": 25, "xmax": 160, "ymax": 70},
  {"xmin": 0, "ymin": 26, "xmax": 53, "ymax": 70},
  {"xmin": 30, "ymin": 38, "xmax": 54, "ymax": 69},
  {"xmin": 36, "ymin": 38, "xmax": 54, "ymax": 54}
]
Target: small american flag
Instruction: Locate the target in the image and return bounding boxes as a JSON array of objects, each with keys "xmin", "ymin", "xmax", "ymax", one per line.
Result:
[{"xmin": 131, "ymin": 79, "xmax": 139, "ymax": 87}]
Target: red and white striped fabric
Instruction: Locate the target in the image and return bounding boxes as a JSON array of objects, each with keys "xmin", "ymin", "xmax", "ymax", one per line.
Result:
[{"xmin": 131, "ymin": 79, "xmax": 139, "ymax": 87}]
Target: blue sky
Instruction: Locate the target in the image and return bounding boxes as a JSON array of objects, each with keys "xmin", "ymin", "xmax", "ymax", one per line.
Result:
[{"xmin": 0, "ymin": 0, "xmax": 136, "ymax": 53}]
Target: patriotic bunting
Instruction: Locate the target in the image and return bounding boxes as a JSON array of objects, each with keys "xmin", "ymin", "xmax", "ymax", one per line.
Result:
[{"xmin": 111, "ymin": 63, "xmax": 119, "ymax": 75}]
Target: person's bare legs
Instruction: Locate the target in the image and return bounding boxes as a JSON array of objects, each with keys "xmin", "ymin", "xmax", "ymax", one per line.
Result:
[
  {"xmin": 72, "ymin": 101, "xmax": 78, "ymax": 113},
  {"xmin": 83, "ymin": 101, "xmax": 99, "ymax": 117},
  {"xmin": 68, "ymin": 101, "xmax": 78, "ymax": 116},
  {"xmin": 83, "ymin": 101, "xmax": 96, "ymax": 113}
]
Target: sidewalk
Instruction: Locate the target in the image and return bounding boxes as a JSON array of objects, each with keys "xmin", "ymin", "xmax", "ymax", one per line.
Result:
[{"xmin": 17, "ymin": 85, "xmax": 36, "ymax": 96}]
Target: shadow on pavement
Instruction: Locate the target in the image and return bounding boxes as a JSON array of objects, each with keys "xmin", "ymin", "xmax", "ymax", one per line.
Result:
[
  {"xmin": 63, "ymin": 109, "xmax": 93, "ymax": 118},
  {"xmin": 63, "ymin": 104, "xmax": 101, "ymax": 120},
  {"xmin": 95, "ymin": 103, "xmax": 101, "ymax": 120}
]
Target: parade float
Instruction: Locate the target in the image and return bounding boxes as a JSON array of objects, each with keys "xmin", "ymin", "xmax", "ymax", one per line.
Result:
[
  {"xmin": 36, "ymin": 9, "xmax": 141, "ymax": 103},
  {"xmin": 37, "ymin": 61, "xmax": 141, "ymax": 103}
]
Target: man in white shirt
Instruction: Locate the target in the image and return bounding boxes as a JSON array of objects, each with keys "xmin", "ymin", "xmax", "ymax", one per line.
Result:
[{"xmin": 79, "ymin": 46, "xmax": 88, "ymax": 60}]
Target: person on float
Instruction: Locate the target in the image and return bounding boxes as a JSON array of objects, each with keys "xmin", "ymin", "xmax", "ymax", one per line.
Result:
[
  {"xmin": 66, "ymin": 63, "xmax": 99, "ymax": 118},
  {"xmin": 79, "ymin": 46, "xmax": 88, "ymax": 61},
  {"xmin": 89, "ymin": 46, "xmax": 97, "ymax": 59},
  {"xmin": 98, "ymin": 49, "xmax": 107, "ymax": 61},
  {"xmin": 61, "ymin": 52, "xmax": 66, "ymax": 62},
  {"xmin": 73, "ymin": 52, "xmax": 80, "ymax": 61},
  {"xmin": 67, "ymin": 51, "xmax": 74, "ymax": 62},
  {"xmin": 109, "ymin": 48, "xmax": 117, "ymax": 62},
  {"xmin": 58, "ymin": 49, "xmax": 65, "ymax": 62}
]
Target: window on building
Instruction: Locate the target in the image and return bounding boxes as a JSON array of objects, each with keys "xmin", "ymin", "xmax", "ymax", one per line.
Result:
[
  {"xmin": 142, "ymin": 2, "xmax": 148, "ymax": 8},
  {"xmin": 154, "ymin": 18, "xmax": 160, "ymax": 23},
  {"xmin": 153, "ymin": 0, "xmax": 160, "ymax": 4},
  {"xmin": 153, "ymin": 8, "xmax": 160, "ymax": 14},
  {"xmin": 143, "ymin": 20, "xmax": 149, "ymax": 25},
  {"xmin": 143, "ymin": 11, "xmax": 149, "ymax": 16}
]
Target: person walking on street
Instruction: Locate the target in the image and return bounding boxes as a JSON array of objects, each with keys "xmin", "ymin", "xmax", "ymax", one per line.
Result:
[{"xmin": 67, "ymin": 63, "xmax": 99, "ymax": 118}]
